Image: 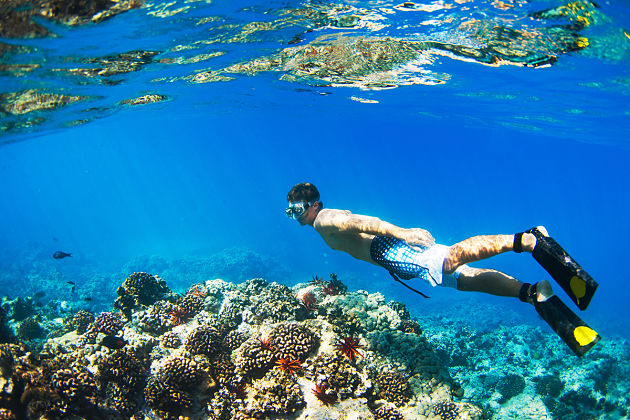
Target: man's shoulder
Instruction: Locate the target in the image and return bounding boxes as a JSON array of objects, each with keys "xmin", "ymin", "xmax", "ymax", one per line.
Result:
[
  {"xmin": 314, "ymin": 208, "xmax": 352, "ymax": 230},
  {"xmin": 319, "ymin": 208, "xmax": 351, "ymax": 216}
]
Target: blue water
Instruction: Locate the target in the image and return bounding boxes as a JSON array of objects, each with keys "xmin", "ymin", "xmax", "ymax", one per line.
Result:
[{"xmin": 1, "ymin": 0, "xmax": 630, "ymax": 345}]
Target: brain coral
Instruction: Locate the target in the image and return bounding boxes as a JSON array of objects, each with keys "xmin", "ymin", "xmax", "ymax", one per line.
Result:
[
  {"xmin": 71, "ymin": 310, "xmax": 94, "ymax": 334},
  {"xmin": 235, "ymin": 335, "xmax": 277, "ymax": 379},
  {"xmin": 90, "ymin": 312, "xmax": 124, "ymax": 336},
  {"xmin": 376, "ymin": 370, "xmax": 411, "ymax": 406},
  {"xmin": 223, "ymin": 330, "xmax": 248, "ymax": 351},
  {"xmin": 144, "ymin": 377, "xmax": 193, "ymax": 417},
  {"xmin": 268, "ymin": 323, "xmax": 317, "ymax": 361},
  {"xmin": 305, "ymin": 353, "xmax": 361, "ymax": 399},
  {"xmin": 209, "ymin": 352, "xmax": 237, "ymax": 388},
  {"xmin": 249, "ymin": 283, "xmax": 305, "ymax": 323},
  {"xmin": 158, "ymin": 355, "xmax": 205, "ymax": 391},
  {"xmin": 160, "ymin": 331, "xmax": 181, "ymax": 349},
  {"xmin": 375, "ymin": 403, "xmax": 404, "ymax": 420},
  {"xmin": 98, "ymin": 349, "xmax": 146, "ymax": 391},
  {"xmin": 535, "ymin": 374, "xmax": 564, "ymax": 398},
  {"xmin": 248, "ymin": 369, "xmax": 306, "ymax": 416},
  {"xmin": 16, "ymin": 317, "xmax": 44, "ymax": 340},
  {"xmin": 185, "ymin": 325, "xmax": 223, "ymax": 357},
  {"xmin": 120, "ymin": 272, "xmax": 171, "ymax": 306},
  {"xmin": 497, "ymin": 373, "xmax": 526, "ymax": 403},
  {"xmin": 433, "ymin": 400, "xmax": 460, "ymax": 420},
  {"xmin": 177, "ymin": 292, "xmax": 205, "ymax": 317}
]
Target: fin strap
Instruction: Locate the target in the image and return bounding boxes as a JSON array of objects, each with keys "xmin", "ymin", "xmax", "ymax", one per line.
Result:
[
  {"xmin": 519, "ymin": 282, "xmax": 532, "ymax": 302},
  {"xmin": 513, "ymin": 232, "xmax": 524, "ymax": 253}
]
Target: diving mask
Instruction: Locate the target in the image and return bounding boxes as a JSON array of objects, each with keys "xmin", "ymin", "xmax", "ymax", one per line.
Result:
[{"xmin": 286, "ymin": 201, "xmax": 312, "ymax": 220}]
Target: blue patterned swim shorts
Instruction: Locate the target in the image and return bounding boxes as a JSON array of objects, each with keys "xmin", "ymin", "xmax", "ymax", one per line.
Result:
[{"xmin": 369, "ymin": 236, "xmax": 463, "ymax": 288}]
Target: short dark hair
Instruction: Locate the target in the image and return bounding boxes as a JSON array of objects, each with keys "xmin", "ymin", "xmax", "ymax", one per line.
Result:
[{"xmin": 287, "ymin": 182, "xmax": 320, "ymax": 203}]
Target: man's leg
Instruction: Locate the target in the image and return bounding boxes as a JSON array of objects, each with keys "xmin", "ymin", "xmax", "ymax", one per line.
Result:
[
  {"xmin": 442, "ymin": 227, "xmax": 547, "ymax": 274},
  {"xmin": 455, "ymin": 266, "xmax": 524, "ymax": 298}
]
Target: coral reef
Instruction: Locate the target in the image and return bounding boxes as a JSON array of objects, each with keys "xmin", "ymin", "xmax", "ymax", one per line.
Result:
[
  {"xmin": 375, "ymin": 370, "xmax": 411, "ymax": 406},
  {"xmin": 1, "ymin": 268, "xmax": 627, "ymax": 419},
  {"xmin": 375, "ymin": 403, "xmax": 404, "ymax": 419},
  {"xmin": 16, "ymin": 317, "xmax": 44, "ymax": 341},
  {"xmin": 185, "ymin": 325, "xmax": 223, "ymax": 357},
  {"xmin": 432, "ymin": 400, "xmax": 460, "ymax": 420},
  {"xmin": 114, "ymin": 272, "xmax": 173, "ymax": 318},
  {"xmin": 235, "ymin": 335, "xmax": 277, "ymax": 379},
  {"xmin": 268, "ymin": 323, "xmax": 317, "ymax": 360},
  {"xmin": 496, "ymin": 373, "xmax": 526, "ymax": 403},
  {"xmin": 72, "ymin": 310, "xmax": 95, "ymax": 334}
]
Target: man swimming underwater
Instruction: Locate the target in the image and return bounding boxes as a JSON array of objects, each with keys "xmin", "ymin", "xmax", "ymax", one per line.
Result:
[{"xmin": 286, "ymin": 182, "xmax": 601, "ymax": 356}]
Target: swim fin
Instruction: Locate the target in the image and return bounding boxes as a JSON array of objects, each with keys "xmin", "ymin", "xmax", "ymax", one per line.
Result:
[
  {"xmin": 526, "ymin": 227, "xmax": 598, "ymax": 311},
  {"xmin": 533, "ymin": 281, "xmax": 600, "ymax": 357}
]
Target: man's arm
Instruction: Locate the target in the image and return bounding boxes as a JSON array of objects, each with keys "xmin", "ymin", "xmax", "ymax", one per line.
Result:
[{"xmin": 315, "ymin": 210, "xmax": 435, "ymax": 247}]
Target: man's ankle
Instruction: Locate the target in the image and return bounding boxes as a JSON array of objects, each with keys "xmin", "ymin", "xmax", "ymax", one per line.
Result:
[{"xmin": 514, "ymin": 232, "xmax": 536, "ymax": 253}]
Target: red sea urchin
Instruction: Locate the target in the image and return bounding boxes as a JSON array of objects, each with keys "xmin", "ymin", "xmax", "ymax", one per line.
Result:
[
  {"xmin": 168, "ymin": 306, "xmax": 190, "ymax": 325},
  {"xmin": 275, "ymin": 358, "xmax": 301, "ymax": 375},
  {"xmin": 310, "ymin": 275, "xmax": 324, "ymax": 286},
  {"xmin": 334, "ymin": 335, "xmax": 363, "ymax": 362},
  {"xmin": 299, "ymin": 291, "xmax": 317, "ymax": 311},
  {"xmin": 259, "ymin": 336, "xmax": 274, "ymax": 351},
  {"xmin": 321, "ymin": 282, "xmax": 340, "ymax": 296},
  {"xmin": 229, "ymin": 382, "xmax": 248, "ymax": 400},
  {"xmin": 312, "ymin": 383, "xmax": 337, "ymax": 405},
  {"xmin": 186, "ymin": 285, "xmax": 207, "ymax": 298}
]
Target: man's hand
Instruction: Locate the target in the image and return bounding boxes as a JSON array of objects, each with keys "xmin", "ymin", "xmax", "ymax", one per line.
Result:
[{"xmin": 401, "ymin": 228, "xmax": 435, "ymax": 250}]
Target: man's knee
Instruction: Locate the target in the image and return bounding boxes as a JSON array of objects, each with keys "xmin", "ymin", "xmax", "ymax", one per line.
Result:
[
  {"xmin": 454, "ymin": 266, "xmax": 483, "ymax": 291},
  {"xmin": 442, "ymin": 247, "xmax": 460, "ymax": 274}
]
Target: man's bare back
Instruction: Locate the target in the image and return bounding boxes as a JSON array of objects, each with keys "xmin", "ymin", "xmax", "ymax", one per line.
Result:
[{"xmin": 313, "ymin": 208, "xmax": 435, "ymax": 265}]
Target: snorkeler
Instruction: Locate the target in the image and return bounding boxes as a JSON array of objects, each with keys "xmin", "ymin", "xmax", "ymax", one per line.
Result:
[{"xmin": 286, "ymin": 182, "xmax": 600, "ymax": 356}]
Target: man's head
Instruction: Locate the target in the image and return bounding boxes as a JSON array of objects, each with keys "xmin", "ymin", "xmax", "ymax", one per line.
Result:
[{"xmin": 286, "ymin": 182, "xmax": 322, "ymax": 226}]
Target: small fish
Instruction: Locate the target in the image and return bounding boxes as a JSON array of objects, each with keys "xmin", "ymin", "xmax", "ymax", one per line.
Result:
[
  {"xmin": 53, "ymin": 251, "xmax": 71, "ymax": 259},
  {"xmin": 67, "ymin": 281, "xmax": 76, "ymax": 293},
  {"xmin": 33, "ymin": 291, "xmax": 45, "ymax": 298},
  {"xmin": 100, "ymin": 335, "xmax": 127, "ymax": 350},
  {"xmin": 83, "ymin": 297, "xmax": 92, "ymax": 302}
]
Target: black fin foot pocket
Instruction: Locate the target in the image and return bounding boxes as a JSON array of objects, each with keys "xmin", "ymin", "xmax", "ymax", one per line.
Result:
[
  {"xmin": 527, "ymin": 227, "xmax": 598, "ymax": 311},
  {"xmin": 534, "ymin": 294, "xmax": 600, "ymax": 357}
]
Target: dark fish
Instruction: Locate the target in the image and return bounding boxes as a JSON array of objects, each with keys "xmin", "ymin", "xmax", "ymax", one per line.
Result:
[
  {"xmin": 33, "ymin": 291, "xmax": 45, "ymax": 298},
  {"xmin": 53, "ymin": 251, "xmax": 71, "ymax": 259},
  {"xmin": 100, "ymin": 335, "xmax": 127, "ymax": 350},
  {"xmin": 83, "ymin": 297, "xmax": 92, "ymax": 302},
  {"xmin": 67, "ymin": 281, "xmax": 76, "ymax": 293}
]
